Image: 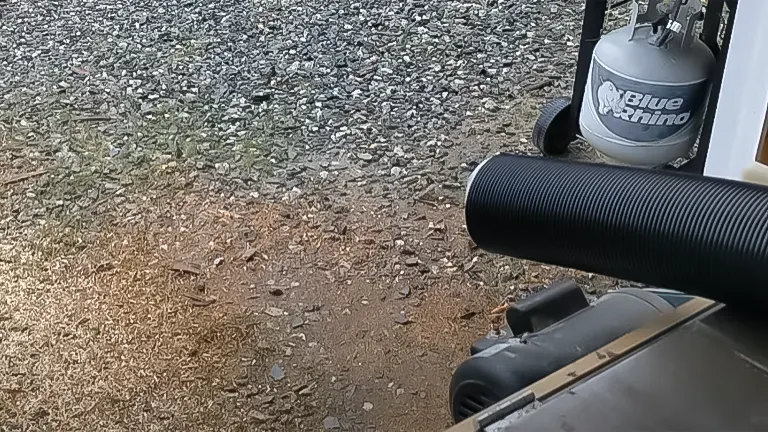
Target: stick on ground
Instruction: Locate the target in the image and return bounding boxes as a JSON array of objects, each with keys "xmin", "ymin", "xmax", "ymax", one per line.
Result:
[{"xmin": 1, "ymin": 169, "xmax": 48, "ymax": 187}]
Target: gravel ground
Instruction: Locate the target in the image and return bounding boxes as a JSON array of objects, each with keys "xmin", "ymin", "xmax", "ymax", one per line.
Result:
[
  {"xmin": 1, "ymin": 0, "xmax": 626, "ymax": 430},
  {"xmin": 0, "ymin": 0, "xmax": 591, "ymax": 209}
]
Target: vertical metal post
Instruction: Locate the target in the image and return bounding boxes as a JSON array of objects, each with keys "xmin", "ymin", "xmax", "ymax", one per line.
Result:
[
  {"xmin": 700, "ymin": 0, "xmax": 725, "ymax": 56},
  {"xmin": 681, "ymin": 0, "xmax": 737, "ymax": 175},
  {"xmin": 569, "ymin": 0, "xmax": 609, "ymax": 137}
]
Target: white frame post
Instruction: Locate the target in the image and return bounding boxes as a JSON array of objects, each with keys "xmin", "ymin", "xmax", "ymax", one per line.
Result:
[{"xmin": 703, "ymin": 1, "xmax": 768, "ymax": 182}]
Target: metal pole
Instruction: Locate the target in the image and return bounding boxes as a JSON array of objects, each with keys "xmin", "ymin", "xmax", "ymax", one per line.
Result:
[{"xmin": 569, "ymin": 0, "xmax": 609, "ymax": 138}]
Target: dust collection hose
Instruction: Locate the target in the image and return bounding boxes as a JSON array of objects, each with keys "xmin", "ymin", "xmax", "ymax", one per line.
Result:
[{"xmin": 465, "ymin": 154, "xmax": 768, "ymax": 314}]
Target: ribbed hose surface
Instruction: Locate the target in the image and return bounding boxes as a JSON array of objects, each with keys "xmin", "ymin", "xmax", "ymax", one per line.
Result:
[{"xmin": 465, "ymin": 154, "xmax": 768, "ymax": 312}]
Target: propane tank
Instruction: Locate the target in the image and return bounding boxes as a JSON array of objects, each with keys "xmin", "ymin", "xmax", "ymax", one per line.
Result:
[{"xmin": 579, "ymin": 0, "xmax": 715, "ymax": 167}]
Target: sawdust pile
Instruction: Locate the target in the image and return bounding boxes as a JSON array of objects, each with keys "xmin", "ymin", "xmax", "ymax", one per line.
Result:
[{"xmin": 0, "ymin": 200, "xmax": 290, "ymax": 431}]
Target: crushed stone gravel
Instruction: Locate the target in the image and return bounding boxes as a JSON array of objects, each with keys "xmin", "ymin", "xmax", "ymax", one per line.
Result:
[
  {"xmin": 0, "ymin": 0, "xmax": 637, "ymax": 430},
  {"xmin": 1, "ymin": 0, "xmax": 591, "ymax": 206}
]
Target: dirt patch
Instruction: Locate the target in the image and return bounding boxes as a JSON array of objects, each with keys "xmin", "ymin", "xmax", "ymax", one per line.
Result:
[
  {"xmin": 0, "ymin": 203, "xmax": 269, "ymax": 430},
  {"xmin": 0, "ymin": 186, "xmax": 614, "ymax": 431}
]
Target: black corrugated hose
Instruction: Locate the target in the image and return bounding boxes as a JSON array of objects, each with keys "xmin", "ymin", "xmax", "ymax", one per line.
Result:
[{"xmin": 465, "ymin": 154, "xmax": 768, "ymax": 314}]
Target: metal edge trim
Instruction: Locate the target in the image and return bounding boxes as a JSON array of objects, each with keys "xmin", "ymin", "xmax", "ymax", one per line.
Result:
[
  {"xmin": 442, "ymin": 297, "xmax": 718, "ymax": 432},
  {"xmin": 528, "ymin": 296, "xmax": 718, "ymax": 400}
]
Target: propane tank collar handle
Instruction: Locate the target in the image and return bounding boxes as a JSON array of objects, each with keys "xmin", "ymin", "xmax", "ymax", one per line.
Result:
[{"xmin": 646, "ymin": 0, "xmax": 684, "ymax": 47}]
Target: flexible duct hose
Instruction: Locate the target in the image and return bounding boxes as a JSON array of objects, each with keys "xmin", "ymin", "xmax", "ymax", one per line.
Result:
[{"xmin": 465, "ymin": 154, "xmax": 768, "ymax": 313}]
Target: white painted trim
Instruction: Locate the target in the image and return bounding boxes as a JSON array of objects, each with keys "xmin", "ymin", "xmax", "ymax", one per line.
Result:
[{"xmin": 703, "ymin": 1, "xmax": 768, "ymax": 181}]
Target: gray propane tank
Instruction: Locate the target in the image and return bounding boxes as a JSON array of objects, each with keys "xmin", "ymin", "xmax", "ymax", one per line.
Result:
[{"xmin": 579, "ymin": 0, "xmax": 715, "ymax": 167}]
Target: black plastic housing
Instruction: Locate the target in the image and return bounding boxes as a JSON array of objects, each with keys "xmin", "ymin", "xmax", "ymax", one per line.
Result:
[{"xmin": 450, "ymin": 287, "xmax": 673, "ymax": 422}]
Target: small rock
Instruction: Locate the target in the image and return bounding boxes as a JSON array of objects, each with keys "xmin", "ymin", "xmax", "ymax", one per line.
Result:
[
  {"xmin": 357, "ymin": 152, "xmax": 374, "ymax": 162},
  {"xmin": 248, "ymin": 410, "xmax": 274, "ymax": 423},
  {"xmin": 398, "ymin": 286, "xmax": 411, "ymax": 298},
  {"xmin": 323, "ymin": 416, "xmax": 341, "ymax": 430},
  {"xmin": 428, "ymin": 221, "xmax": 446, "ymax": 232},
  {"xmin": 484, "ymin": 100, "xmax": 499, "ymax": 112},
  {"xmin": 242, "ymin": 247, "xmax": 258, "ymax": 262},
  {"xmin": 252, "ymin": 92, "xmax": 272, "ymax": 103},
  {"xmin": 395, "ymin": 312, "xmax": 413, "ymax": 325},
  {"xmin": 269, "ymin": 288, "xmax": 284, "ymax": 296},
  {"xmin": 362, "ymin": 402, "xmax": 373, "ymax": 411},
  {"xmin": 265, "ymin": 307, "xmax": 284, "ymax": 317},
  {"xmin": 404, "ymin": 257, "xmax": 420, "ymax": 267},
  {"xmin": 213, "ymin": 257, "xmax": 224, "ymax": 266},
  {"xmin": 270, "ymin": 364, "xmax": 285, "ymax": 380},
  {"xmin": 258, "ymin": 395, "xmax": 275, "ymax": 405},
  {"xmin": 215, "ymin": 162, "xmax": 230, "ymax": 175},
  {"xmin": 462, "ymin": 258, "xmax": 478, "ymax": 272},
  {"xmin": 291, "ymin": 316, "xmax": 305, "ymax": 329}
]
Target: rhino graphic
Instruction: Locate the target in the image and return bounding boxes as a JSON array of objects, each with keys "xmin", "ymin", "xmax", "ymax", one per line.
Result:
[{"xmin": 597, "ymin": 80, "xmax": 625, "ymax": 116}]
